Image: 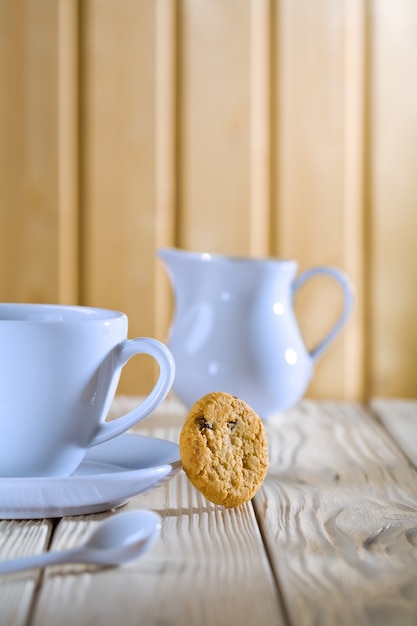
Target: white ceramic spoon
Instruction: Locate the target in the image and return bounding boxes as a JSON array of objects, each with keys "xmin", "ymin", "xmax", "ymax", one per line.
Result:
[{"xmin": 0, "ymin": 509, "xmax": 161, "ymax": 575}]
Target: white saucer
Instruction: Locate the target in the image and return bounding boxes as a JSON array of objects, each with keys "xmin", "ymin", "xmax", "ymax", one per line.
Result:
[{"xmin": 0, "ymin": 434, "xmax": 181, "ymax": 519}]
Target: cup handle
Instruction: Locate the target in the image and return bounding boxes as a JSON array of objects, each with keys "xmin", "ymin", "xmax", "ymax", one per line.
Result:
[
  {"xmin": 292, "ymin": 266, "xmax": 354, "ymax": 362},
  {"xmin": 89, "ymin": 337, "xmax": 175, "ymax": 447}
]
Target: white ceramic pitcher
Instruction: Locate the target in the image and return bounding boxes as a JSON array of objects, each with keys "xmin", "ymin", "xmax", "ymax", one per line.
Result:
[{"xmin": 158, "ymin": 248, "xmax": 354, "ymax": 418}]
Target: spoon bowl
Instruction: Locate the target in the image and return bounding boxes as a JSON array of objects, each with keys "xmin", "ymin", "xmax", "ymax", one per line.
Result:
[{"xmin": 0, "ymin": 509, "xmax": 162, "ymax": 575}]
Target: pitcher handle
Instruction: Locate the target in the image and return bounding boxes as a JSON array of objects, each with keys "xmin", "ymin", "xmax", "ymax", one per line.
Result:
[{"xmin": 292, "ymin": 266, "xmax": 354, "ymax": 362}]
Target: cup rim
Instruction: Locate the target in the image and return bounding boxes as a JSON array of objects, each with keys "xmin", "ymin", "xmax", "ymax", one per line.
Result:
[{"xmin": 0, "ymin": 303, "xmax": 127, "ymax": 323}]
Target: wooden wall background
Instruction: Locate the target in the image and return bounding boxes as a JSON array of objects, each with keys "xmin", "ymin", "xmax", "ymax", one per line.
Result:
[{"xmin": 1, "ymin": 0, "xmax": 416, "ymax": 401}]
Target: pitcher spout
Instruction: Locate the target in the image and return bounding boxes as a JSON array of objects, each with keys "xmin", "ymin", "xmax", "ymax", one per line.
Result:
[
  {"xmin": 156, "ymin": 248, "xmax": 179, "ymax": 279},
  {"xmin": 157, "ymin": 247, "xmax": 207, "ymax": 286},
  {"xmin": 157, "ymin": 247, "xmax": 188, "ymax": 270}
]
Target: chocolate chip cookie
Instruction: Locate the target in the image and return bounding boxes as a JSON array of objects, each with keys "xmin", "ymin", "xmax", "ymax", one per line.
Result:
[{"xmin": 179, "ymin": 392, "xmax": 268, "ymax": 507}]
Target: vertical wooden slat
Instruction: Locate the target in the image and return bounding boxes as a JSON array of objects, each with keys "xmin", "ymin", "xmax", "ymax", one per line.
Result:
[
  {"xmin": 58, "ymin": 0, "xmax": 79, "ymax": 304},
  {"xmin": 369, "ymin": 0, "xmax": 417, "ymax": 397},
  {"xmin": 80, "ymin": 0, "xmax": 155, "ymax": 394},
  {"xmin": 342, "ymin": 0, "xmax": 366, "ymax": 400},
  {"xmin": 0, "ymin": 0, "xmax": 78, "ymax": 304},
  {"xmin": 272, "ymin": 0, "xmax": 364, "ymax": 400},
  {"xmin": 249, "ymin": 0, "xmax": 271, "ymax": 256},
  {"xmin": 178, "ymin": 0, "xmax": 252, "ymax": 253},
  {"xmin": 80, "ymin": 0, "xmax": 178, "ymax": 394},
  {"xmin": 155, "ymin": 0, "xmax": 178, "ymax": 343}
]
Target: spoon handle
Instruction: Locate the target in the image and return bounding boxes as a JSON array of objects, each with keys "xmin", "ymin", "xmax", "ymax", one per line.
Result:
[{"xmin": 0, "ymin": 548, "xmax": 80, "ymax": 575}]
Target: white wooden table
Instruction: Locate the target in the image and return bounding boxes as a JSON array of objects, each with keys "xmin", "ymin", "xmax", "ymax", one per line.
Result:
[{"xmin": 0, "ymin": 397, "xmax": 416, "ymax": 626}]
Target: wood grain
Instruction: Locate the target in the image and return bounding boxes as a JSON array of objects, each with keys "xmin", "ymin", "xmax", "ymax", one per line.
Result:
[
  {"xmin": 177, "ymin": 0, "xmax": 256, "ymax": 254},
  {"xmin": 154, "ymin": 0, "xmax": 178, "ymax": 342},
  {"xmin": 255, "ymin": 401, "xmax": 417, "ymax": 626},
  {"xmin": 272, "ymin": 0, "xmax": 365, "ymax": 402},
  {"xmin": 0, "ymin": 0, "xmax": 78, "ymax": 304},
  {"xmin": 32, "ymin": 434, "xmax": 283, "ymax": 625},
  {"xmin": 0, "ymin": 519, "xmax": 52, "ymax": 626},
  {"xmin": 368, "ymin": 0, "xmax": 417, "ymax": 397},
  {"xmin": 372, "ymin": 398, "xmax": 417, "ymax": 469},
  {"xmin": 1, "ymin": 398, "xmax": 417, "ymax": 626},
  {"xmin": 79, "ymin": 0, "xmax": 170, "ymax": 393}
]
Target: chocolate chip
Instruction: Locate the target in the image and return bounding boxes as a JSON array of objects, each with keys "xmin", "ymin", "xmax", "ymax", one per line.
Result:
[
  {"xmin": 228, "ymin": 420, "xmax": 238, "ymax": 431},
  {"xmin": 197, "ymin": 416, "xmax": 213, "ymax": 431}
]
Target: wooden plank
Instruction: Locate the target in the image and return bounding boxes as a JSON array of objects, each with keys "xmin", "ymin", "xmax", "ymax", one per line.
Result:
[
  {"xmin": 57, "ymin": 0, "xmax": 79, "ymax": 304},
  {"xmin": 371, "ymin": 399, "xmax": 417, "ymax": 469},
  {"xmin": 248, "ymin": 0, "xmax": 271, "ymax": 256},
  {"xmin": 343, "ymin": 0, "xmax": 366, "ymax": 400},
  {"xmin": 0, "ymin": 519, "xmax": 52, "ymax": 626},
  {"xmin": 0, "ymin": 0, "xmax": 78, "ymax": 304},
  {"xmin": 80, "ymin": 0, "xmax": 175, "ymax": 394},
  {"xmin": 4, "ymin": 398, "xmax": 417, "ymax": 625},
  {"xmin": 178, "ymin": 0, "xmax": 255, "ymax": 254},
  {"xmin": 368, "ymin": 0, "xmax": 417, "ymax": 397},
  {"xmin": 155, "ymin": 0, "xmax": 178, "ymax": 342},
  {"xmin": 32, "ymin": 492, "xmax": 283, "ymax": 626},
  {"xmin": 271, "ymin": 0, "xmax": 365, "ymax": 401},
  {"xmin": 32, "ymin": 400, "xmax": 284, "ymax": 626},
  {"xmin": 254, "ymin": 401, "xmax": 417, "ymax": 626}
]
